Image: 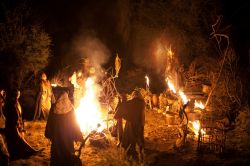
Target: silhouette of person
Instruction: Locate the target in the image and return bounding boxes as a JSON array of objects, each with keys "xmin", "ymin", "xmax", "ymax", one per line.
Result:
[{"xmin": 45, "ymin": 88, "xmax": 83, "ymax": 166}]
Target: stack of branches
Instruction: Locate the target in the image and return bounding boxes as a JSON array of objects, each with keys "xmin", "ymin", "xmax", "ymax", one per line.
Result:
[
  {"xmin": 184, "ymin": 16, "xmax": 242, "ymax": 124},
  {"xmin": 184, "ymin": 55, "xmax": 216, "ymax": 91},
  {"xmin": 206, "ymin": 16, "xmax": 242, "ymax": 123},
  {"xmin": 99, "ymin": 68, "xmax": 119, "ymax": 111}
]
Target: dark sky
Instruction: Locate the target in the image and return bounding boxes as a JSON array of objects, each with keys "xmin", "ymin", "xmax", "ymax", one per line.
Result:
[
  {"xmin": 0, "ymin": 0, "xmax": 249, "ymax": 93},
  {"xmin": 32, "ymin": 0, "xmax": 250, "ymax": 66},
  {"xmin": 31, "ymin": 0, "xmax": 121, "ymax": 71},
  {"xmin": 1, "ymin": 0, "xmax": 249, "ymax": 72},
  {"xmin": 220, "ymin": 0, "xmax": 250, "ymax": 66}
]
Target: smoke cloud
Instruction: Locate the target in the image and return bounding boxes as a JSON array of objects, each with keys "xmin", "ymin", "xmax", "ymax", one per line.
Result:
[{"xmin": 72, "ymin": 33, "xmax": 111, "ymax": 78}]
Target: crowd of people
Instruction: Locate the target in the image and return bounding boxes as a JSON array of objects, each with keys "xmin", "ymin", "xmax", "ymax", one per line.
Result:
[{"xmin": 0, "ymin": 71, "xmax": 146, "ymax": 165}]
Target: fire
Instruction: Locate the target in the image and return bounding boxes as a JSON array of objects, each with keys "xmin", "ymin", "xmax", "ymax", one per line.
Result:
[
  {"xmin": 145, "ymin": 75, "xmax": 149, "ymax": 88},
  {"xmin": 189, "ymin": 120, "xmax": 206, "ymax": 136},
  {"xmin": 75, "ymin": 77, "xmax": 105, "ymax": 134},
  {"xmin": 194, "ymin": 100, "xmax": 205, "ymax": 109},
  {"xmin": 166, "ymin": 78, "xmax": 176, "ymax": 93},
  {"xmin": 51, "ymin": 83, "xmax": 57, "ymax": 87},
  {"xmin": 178, "ymin": 90, "xmax": 188, "ymax": 105},
  {"xmin": 167, "ymin": 46, "xmax": 174, "ymax": 59},
  {"xmin": 78, "ymin": 72, "xmax": 82, "ymax": 77},
  {"xmin": 70, "ymin": 72, "xmax": 80, "ymax": 88},
  {"xmin": 165, "ymin": 78, "xmax": 189, "ymax": 104}
]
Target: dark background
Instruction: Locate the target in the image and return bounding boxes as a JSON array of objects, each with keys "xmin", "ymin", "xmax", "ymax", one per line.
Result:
[{"xmin": 1, "ymin": 0, "xmax": 249, "ymax": 93}]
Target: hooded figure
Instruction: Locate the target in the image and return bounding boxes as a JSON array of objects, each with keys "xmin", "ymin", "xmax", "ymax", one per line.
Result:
[
  {"xmin": 4, "ymin": 89, "xmax": 37, "ymax": 160},
  {"xmin": 114, "ymin": 90, "xmax": 145, "ymax": 158},
  {"xmin": 45, "ymin": 88, "xmax": 83, "ymax": 166}
]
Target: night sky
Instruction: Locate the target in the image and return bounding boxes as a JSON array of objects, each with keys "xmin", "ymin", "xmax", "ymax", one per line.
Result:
[
  {"xmin": 31, "ymin": 0, "xmax": 123, "ymax": 73},
  {"xmin": 31, "ymin": 0, "xmax": 250, "ymax": 66},
  {"xmin": 0, "ymin": 0, "xmax": 249, "ymax": 90}
]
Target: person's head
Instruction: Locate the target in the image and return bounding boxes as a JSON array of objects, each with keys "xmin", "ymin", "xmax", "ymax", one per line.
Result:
[
  {"xmin": 41, "ymin": 72, "xmax": 47, "ymax": 81},
  {"xmin": 0, "ymin": 89, "xmax": 6, "ymax": 98},
  {"xmin": 131, "ymin": 89, "xmax": 143, "ymax": 99},
  {"xmin": 53, "ymin": 87, "xmax": 70, "ymax": 101}
]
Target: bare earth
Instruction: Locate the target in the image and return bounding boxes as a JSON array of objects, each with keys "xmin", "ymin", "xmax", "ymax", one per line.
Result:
[{"xmin": 10, "ymin": 110, "xmax": 250, "ymax": 166}]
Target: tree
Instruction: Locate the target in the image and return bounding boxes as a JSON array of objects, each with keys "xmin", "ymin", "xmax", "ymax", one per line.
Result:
[{"xmin": 0, "ymin": 4, "xmax": 51, "ymax": 90}]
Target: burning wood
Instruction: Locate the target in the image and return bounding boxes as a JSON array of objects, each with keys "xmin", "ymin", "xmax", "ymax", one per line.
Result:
[
  {"xmin": 194, "ymin": 100, "xmax": 205, "ymax": 109},
  {"xmin": 75, "ymin": 77, "xmax": 106, "ymax": 135},
  {"xmin": 166, "ymin": 78, "xmax": 176, "ymax": 94}
]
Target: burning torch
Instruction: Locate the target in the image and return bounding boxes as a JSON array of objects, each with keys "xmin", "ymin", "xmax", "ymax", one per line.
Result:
[{"xmin": 145, "ymin": 75, "xmax": 149, "ymax": 91}]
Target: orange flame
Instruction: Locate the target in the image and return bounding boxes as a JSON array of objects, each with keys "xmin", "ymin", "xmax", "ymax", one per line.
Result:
[
  {"xmin": 194, "ymin": 100, "xmax": 205, "ymax": 109},
  {"xmin": 75, "ymin": 77, "xmax": 105, "ymax": 134},
  {"xmin": 167, "ymin": 46, "xmax": 174, "ymax": 59},
  {"xmin": 166, "ymin": 78, "xmax": 176, "ymax": 93},
  {"xmin": 145, "ymin": 75, "xmax": 149, "ymax": 88},
  {"xmin": 189, "ymin": 120, "xmax": 206, "ymax": 135},
  {"xmin": 178, "ymin": 90, "xmax": 188, "ymax": 105},
  {"xmin": 51, "ymin": 83, "xmax": 57, "ymax": 87},
  {"xmin": 70, "ymin": 72, "xmax": 80, "ymax": 88}
]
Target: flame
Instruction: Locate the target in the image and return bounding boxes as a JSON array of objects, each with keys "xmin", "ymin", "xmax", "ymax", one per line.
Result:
[
  {"xmin": 194, "ymin": 100, "xmax": 205, "ymax": 109},
  {"xmin": 78, "ymin": 72, "xmax": 82, "ymax": 77},
  {"xmin": 75, "ymin": 77, "xmax": 105, "ymax": 134},
  {"xmin": 166, "ymin": 78, "xmax": 176, "ymax": 93},
  {"xmin": 145, "ymin": 75, "xmax": 149, "ymax": 88},
  {"xmin": 165, "ymin": 78, "xmax": 189, "ymax": 105},
  {"xmin": 70, "ymin": 72, "xmax": 80, "ymax": 88},
  {"xmin": 178, "ymin": 90, "xmax": 188, "ymax": 105},
  {"xmin": 189, "ymin": 120, "xmax": 206, "ymax": 135},
  {"xmin": 51, "ymin": 83, "xmax": 57, "ymax": 87},
  {"xmin": 167, "ymin": 46, "xmax": 174, "ymax": 59}
]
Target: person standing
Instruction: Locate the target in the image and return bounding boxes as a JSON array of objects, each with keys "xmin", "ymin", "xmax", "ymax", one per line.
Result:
[
  {"xmin": 34, "ymin": 72, "xmax": 54, "ymax": 120},
  {"xmin": 45, "ymin": 88, "xmax": 83, "ymax": 166},
  {"xmin": 115, "ymin": 90, "xmax": 145, "ymax": 159},
  {"xmin": 4, "ymin": 89, "xmax": 37, "ymax": 160}
]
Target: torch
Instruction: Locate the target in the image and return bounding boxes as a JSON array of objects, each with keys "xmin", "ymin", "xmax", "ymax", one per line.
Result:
[{"xmin": 145, "ymin": 75, "xmax": 149, "ymax": 91}]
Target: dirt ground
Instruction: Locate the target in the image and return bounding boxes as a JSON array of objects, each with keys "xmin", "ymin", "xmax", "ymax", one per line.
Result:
[{"xmin": 10, "ymin": 109, "xmax": 250, "ymax": 166}]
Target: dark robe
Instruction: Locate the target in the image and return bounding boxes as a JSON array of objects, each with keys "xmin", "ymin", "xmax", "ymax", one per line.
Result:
[
  {"xmin": 114, "ymin": 97, "xmax": 145, "ymax": 155},
  {"xmin": 4, "ymin": 96, "xmax": 37, "ymax": 160},
  {"xmin": 45, "ymin": 92, "xmax": 82, "ymax": 166}
]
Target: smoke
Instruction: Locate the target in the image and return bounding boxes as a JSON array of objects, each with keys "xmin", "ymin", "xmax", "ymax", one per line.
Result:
[
  {"xmin": 131, "ymin": 29, "xmax": 175, "ymax": 75},
  {"xmin": 72, "ymin": 33, "xmax": 111, "ymax": 78}
]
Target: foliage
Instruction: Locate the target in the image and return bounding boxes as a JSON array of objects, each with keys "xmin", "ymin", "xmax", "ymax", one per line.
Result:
[
  {"xmin": 0, "ymin": 4, "xmax": 51, "ymax": 89},
  {"xmin": 116, "ymin": 0, "xmax": 220, "ymax": 71},
  {"xmin": 184, "ymin": 16, "xmax": 242, "ymax": 123}
]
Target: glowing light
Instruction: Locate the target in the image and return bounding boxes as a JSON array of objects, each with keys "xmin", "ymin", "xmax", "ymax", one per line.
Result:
[
  {"xmin": 166, "ymin": 78, "xmax": 176, "ymax": 93},
  {"xmin": 70, "ymin": 72, "xmax": 80, "ymax": 88},
  {"xmin": 51, "ymin": 84, "xmax": 57, "ymax": 87},
  {"xmin": 145, "ymin": 75, "xmax": 149, "ymax": 88},
  {"xmin": 167, "ymin": 46, "xmax": 174, "ymax": 59},
  {"xmin": 194, "ymin": 100, "xmax": 205, "ymax": 109},
  {"xmin": 178, "ymin": 90, "xmax": 188, "ymax": 105},
  {"xmin": 189, "ymin": 120, "xmax": 206, "ymax": 135},
  {"xmin": 78, "ymin": 72, "xmax": 82, "ymax": 77},
  {"xmin": 75, "ymin": 77, "xmax": 105, "ymax": 134}
]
